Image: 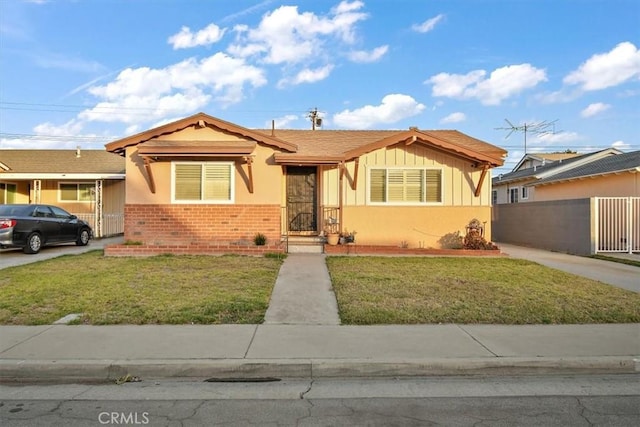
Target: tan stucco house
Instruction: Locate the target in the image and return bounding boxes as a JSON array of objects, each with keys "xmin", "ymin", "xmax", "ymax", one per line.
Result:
[
  {"xmin": 0, "ymin": 149, "xmax": 126, "ymax": 237},
  {"xmin": 492, "ymin": 148, "xmax": 624, "ymax": 204},
  {"xmin": 104, "ymin": 112, "xmax": 506, "ymax": 254}
]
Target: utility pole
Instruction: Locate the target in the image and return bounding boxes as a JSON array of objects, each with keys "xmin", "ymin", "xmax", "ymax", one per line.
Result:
[{"xmin": 307, "ymin": 108, "xmax": 323, "ymax": 130}]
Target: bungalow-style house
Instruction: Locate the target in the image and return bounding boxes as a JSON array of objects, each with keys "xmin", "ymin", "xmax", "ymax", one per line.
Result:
[
  {"xmin": 104, "ymin": 112, "xmax": 506, "ymax": 254},
  {"xmin": 492, "ymin": 148, "xmax": 622, "ymax": 204},
  {"xmin": 0, "ymin": 149, "xmax": 126, "ymax": 237}
]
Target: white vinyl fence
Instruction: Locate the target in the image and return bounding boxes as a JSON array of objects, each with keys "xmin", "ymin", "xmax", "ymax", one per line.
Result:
[{"xmin": 595, "ymin": 197, "xmax": 640, "ymax": 254}]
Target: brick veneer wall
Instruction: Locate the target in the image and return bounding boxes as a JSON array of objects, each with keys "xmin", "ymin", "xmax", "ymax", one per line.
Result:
[{"xmin": 121, "ymin": 204, "xmax": 281, "ymax": 247}]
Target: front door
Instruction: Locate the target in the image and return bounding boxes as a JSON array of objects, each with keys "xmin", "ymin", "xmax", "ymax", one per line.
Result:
[{"xmin": 286, "ymin": 166, "xmax": 317, "ymax": 233}]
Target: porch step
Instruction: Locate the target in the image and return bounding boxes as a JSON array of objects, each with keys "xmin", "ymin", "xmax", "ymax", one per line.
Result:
[{"xmin": 284, "ymin": 235, "xmax": 325, "ymax": 254}]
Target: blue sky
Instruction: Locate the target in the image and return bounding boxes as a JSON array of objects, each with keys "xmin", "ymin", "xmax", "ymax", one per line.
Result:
[{"xmin": 0, "ymin": 0, "xmax": 638, "ymax": 173}]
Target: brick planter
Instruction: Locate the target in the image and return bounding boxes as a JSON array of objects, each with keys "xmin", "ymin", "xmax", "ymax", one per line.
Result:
[
  {"xmin": 323, "ymin": 244, "xmax": 503, "ymax": 256},
  {"xmin": 104, "ymin": 244, "xmax": 285, "ymax": 257}
]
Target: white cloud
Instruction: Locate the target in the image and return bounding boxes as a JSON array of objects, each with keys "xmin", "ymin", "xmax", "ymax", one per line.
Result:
[
  {"xmin": 534, "ymin": 131, "xmax": 581, "ymax": 144},
  {"xmin": 80, "ymin": 53, "xmax": 266, "ymax": 124},
  {"xmin": 580, "ymin": 102, "xmax": 611, "ymax": 118},
  {"xmin": 278, "ymin": 64, "xmax": 335, "ymax": 88},
  {"xmin": 440, "ymin": 112, "xmax": 466, "ymax": 124},
  {"xmin": 427, "ymin": 64, "xmax": 547, "ymax": 105},
  {"xmin": 347, "ymin": 45, "xmax": 388, "ymax": 63},
  {"xmin": 333, "ymin": 94, "xmax": 425, "ymax": 129},
  {"xmin": 0, "ymin": 119, "xmax": 108, "ymax": 150},
  {"xmin": 228, "ymin": 1, "xmax": 368, "ymax": 65},
  {"xmin": 611, "ymin": 140, "xmax": 631, "ymax": 150},
  {"xmin": 412, "ymin": 14, "xmax": 444, "ymax": 33},
  {"xmin": 269, "ymin": 114, "xmax": 299, "ymax": 129},
  {"xmin": 564, "ymin": 42, "xmax": 640, "ymax": 91},
  {"xmin": 168, "ymin": 24, "xmax": 226, "ymax": 49}
]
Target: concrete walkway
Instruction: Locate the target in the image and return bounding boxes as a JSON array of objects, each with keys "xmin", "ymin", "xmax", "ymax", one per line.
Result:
[
  {"xmin": 498, "ymin": 243, "xmax": 640, "ymax": 293},
  {"xmin": 264, "ymin": 254, "xmax": 340, "ymax": 325}
]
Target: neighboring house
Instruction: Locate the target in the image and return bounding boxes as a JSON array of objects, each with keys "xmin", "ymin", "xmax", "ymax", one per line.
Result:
[
  {"xmin": 511, "ymin": 151, "xmax": 580, "ymax": 171},
  {"xmin": 492, "ymin": 148, "xmax": 622, "ymax": 204},
  {"xmin": 0, "ymin": 149, "xmax": 126, "ymax": 237},
  {"xmin": 104, "ymin": 112, "xmax": 506, "ymax": 253},
  {"xmin": 530, "ymin": 150, "xmax": 640, "ymax": 200},
  {"xmin": 492, "ymin": 149, "xmax": 640, "ymax": 255}
]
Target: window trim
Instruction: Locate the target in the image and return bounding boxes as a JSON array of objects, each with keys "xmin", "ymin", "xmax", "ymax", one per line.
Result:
[
  {"xmin": 491, "ymin": 189, "xmax": 497, "ymax": 205},
  {"xmin": 58, "ymin": 182, "xmax": 94, "ymax": 203},
  {"xmin": 366, "ymin": 166, "xmax": 444, "ymax": 206},
  {"xmin": 171, "ymin": 161, "xmax": 235, "ymax": 204},
  {"xmin": 521, "ymin": 186, "xmax": 529, "ymax": 200},
  {"xmin": 509, "ymin": 187, "xmax": 519, "ymax": 204},
  {"xmin": 0, "ymin": 182, "xmax": 18, "ymax": 204}
]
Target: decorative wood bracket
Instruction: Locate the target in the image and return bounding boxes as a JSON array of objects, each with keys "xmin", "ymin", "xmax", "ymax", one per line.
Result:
[
  {"xmin": 350, "ymin": 158, "xmax": 360, "ymax": 191},
  {"xmin": 142, "ymin": 156, "xmax": 156, "ymax": 194},
  {"xmin": 244, "ymin": 156, "xmax": 254, "ymax": 194},
  {"xmin": 474, "ymin": 163, "xmax": 490, "ymax": 197}
]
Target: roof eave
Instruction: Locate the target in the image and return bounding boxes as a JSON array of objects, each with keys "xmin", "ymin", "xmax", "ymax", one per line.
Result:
[{"xmin": 105, "ymin": 112, "xmax": 298, "ymax": 155}]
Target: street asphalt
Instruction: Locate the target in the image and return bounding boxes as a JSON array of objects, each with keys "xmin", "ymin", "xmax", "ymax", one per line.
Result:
[{"xmin": 0, "ymin": 238, "xmax": 638, "ymax": 382}]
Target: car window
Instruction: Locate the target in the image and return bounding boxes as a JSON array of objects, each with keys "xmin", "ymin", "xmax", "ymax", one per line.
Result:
[
  {"xmin": 0, "ymin": 205, "xmax": 32, "ymax": 216},
  {"xmin": 34, "ymin": 206, "xmax": 54, "ymax": 218},
  {"xmin": 49, "ymin": 206, "xmax": 72, "ymax": 219}
]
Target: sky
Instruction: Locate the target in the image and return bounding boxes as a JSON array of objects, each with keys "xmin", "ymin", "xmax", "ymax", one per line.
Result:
[{"xmin": 0, "ymin": 0, "xmax": 639, "ymax": 174}]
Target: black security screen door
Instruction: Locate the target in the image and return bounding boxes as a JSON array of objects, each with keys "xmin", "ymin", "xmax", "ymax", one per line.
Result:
[{"xmin": 286, "ymin": 166, "xmax": 318, "ymax": 233}]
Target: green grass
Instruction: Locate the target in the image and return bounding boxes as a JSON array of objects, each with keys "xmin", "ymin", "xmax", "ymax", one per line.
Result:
[
  {"xmin": 326, "ymin": 256, "xmax": 640, "ymax": 325},
  {"xmin": 0, "ymin": 251, "xmax": 283, "ymax": 325},
  {"xmin": 588, "ymin": 254, "xmax": 640, "ymax": 268}
]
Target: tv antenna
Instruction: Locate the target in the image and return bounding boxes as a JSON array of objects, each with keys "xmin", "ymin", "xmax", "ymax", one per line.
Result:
[
  {"xmin": 307, "ymin": 107, "xmax": 323, "ymax": 130},
  {"xmin": 495, "ymin": 119, "xmax": 558, "ymax": 153}
]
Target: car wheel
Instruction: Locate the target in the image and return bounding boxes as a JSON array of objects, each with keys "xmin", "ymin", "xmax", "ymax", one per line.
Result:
[
  {"xmin": 76, "ymin": 229, "xmax": 90, "ymax": 246},
  {"xmin": 24, "ymin": 232, "xmax": 42, "ymax": 254}
]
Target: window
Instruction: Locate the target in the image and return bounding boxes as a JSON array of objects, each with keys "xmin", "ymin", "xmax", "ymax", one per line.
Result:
[
  {"xmin": 173, "ymin": 162, "xmax": 234, "ymax": 203},
  {"xmin": 369, "ymin": 168, "xmax": 442, "ymax": 204},
  {"xmin": 521, "ymin": 186, "xmax": 529, "ymax": 200},
  {"xmin": 509, "ymin": 188, "xmax": 519, "ymax": 203},
  {"xmin": 491, "ymin": 190, "xmax": 497, "ymax": 205},
  {"xmin": 59, "ymin": 183, "xmax": 94, "ymax": 202},
  {"xmin": 0, "ymin": 183, "xmax": 17, "ymax": 204}
]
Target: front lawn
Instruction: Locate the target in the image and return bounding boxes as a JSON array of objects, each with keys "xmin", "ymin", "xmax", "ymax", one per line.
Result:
[
  {"xmin": 326, "ymin": 256, "xmax": 640, "ymax": 324},
  {"xmin": 0, "ymin": 252, "xmax": 283, "ymax": 325}
]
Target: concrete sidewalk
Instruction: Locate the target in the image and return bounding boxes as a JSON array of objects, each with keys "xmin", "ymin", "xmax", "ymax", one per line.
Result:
[
  {"xmin": 498, "ymin": 243, "xmax": 640, "ymax": 293},
  {"xmin": 1, "ymin": 324, "xmax": 638, "ymax": 382},
  {"xmin": 264, "ymin": 254, "xmax": 340, "ymax": 325}
]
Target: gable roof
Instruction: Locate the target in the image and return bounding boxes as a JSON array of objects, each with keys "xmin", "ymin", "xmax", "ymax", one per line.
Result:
[
  {"xmin": 493, "ymin": 148, "xmax": 621, "ymax": 186},
  {"xmin": 533, "ymin": 150, "xmax": 640, "ymax": 186},
  {"xmin": 105, "ymin": 112, "xmax": 297, "ymax": 155},
  {"xmin": 0, "ymin": 149, "xmax": 125, "ymax": 178},
  {"xmin": 512, "ymin": 152, "xmax": 581, "ymax": 171},
  {"xmin": 105, "ymin": 112, "xmax": 507, "ymax": 167}
]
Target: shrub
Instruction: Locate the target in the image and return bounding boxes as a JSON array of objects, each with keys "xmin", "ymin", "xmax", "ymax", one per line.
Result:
[{"xmin": 253, "ymin": 233, "xmax": 267, "ymax": 246}]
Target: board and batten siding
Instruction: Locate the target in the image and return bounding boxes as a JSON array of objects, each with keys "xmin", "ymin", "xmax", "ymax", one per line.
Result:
[{"xmin": 322, "ymin": 144, "xmax": 492, "ymax": 207}]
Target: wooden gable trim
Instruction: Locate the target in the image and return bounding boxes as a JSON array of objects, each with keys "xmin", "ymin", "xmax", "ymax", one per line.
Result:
[
  {"xmin": 342, "ymin": 129, "xmax": 503, "ymax": 167},
  {"xmin": 106, "ymin": 112, "xmax": 297, "ymax": 155}
]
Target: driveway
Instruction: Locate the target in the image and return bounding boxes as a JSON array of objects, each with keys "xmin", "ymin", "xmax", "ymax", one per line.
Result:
[
  {"xmin": 498, "ymin": 243, "xmax": 640, "ymax": 293},
  {"xmin": 0, "ymin": 236, "xmax": 123, "ymax": 270}
]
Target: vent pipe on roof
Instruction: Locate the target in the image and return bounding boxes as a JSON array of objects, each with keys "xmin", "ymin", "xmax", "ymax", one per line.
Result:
[
  {"xmin": 271, "ymin": 120, "xmax": 275, "ymax": 137},
  {"xmin": 76, "ymin": 146, "xmax": 81, "ymax": 158}
]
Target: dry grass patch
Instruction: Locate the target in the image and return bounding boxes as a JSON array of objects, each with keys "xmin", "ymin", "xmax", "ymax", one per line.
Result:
[
  {"xmin": 0, "ymin": 251, "xmax": 283, "ymax": 325},
  {"xmin": 326, "ymin": 256, "xmax": 640, "ymax": 324}
]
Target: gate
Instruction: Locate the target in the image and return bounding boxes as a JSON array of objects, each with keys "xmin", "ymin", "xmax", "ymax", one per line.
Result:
[{"xmin": 595, "ymin": 197, "xmax": 640, "ymax": 254}]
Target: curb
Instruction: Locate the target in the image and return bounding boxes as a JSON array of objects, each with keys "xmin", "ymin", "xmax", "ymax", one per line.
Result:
[{"xmin": 1, "ymin": 357, "xmax": 638, "ymax": 383}]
